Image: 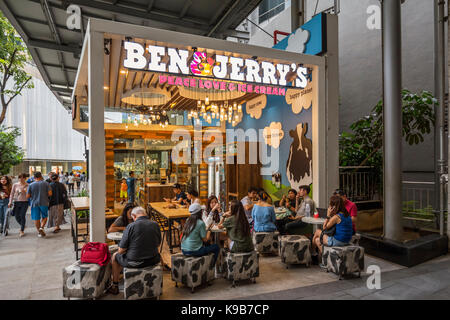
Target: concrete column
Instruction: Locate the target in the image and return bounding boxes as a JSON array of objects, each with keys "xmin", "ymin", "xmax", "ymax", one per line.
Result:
[
  {"xmin": 291, "ymin": 0, "xmax": 305, "ymax": 32},
  {"xmin": 88, "ymin": 30, "xmax": 106, "ymax": 242},
  {"xmin": 382, "ymin": 0, "xmax": 403, "ymax": 241}
]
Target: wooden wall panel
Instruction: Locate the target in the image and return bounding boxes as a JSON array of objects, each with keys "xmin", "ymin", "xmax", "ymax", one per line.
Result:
[{"xmin": 105, "ymin": 133, "xmax": 115, "ymax": 208}]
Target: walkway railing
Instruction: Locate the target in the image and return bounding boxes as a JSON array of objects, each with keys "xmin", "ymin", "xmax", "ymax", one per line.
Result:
[{"xmin": 339, "ymin": 166, "xmax": 379, "ymax": 203}]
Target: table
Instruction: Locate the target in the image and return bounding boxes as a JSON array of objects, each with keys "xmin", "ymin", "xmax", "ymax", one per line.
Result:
[
  {"xmin": 107, "ymin": 232, "xmax": 123, "ymax": 241},
  {"xmin": 149, "ymin": 202, "xmax": 190, "ymax": 253},
  {"xmin": 275, "ymin": 207, "xmax": 287, "ymax": 214},
  {"xmin": 301, "ymin": 217, "xmax": 326, "ymax": 232},
  {"xmin": 71, "ymin": 197, "xmax": 90, "ymax": 260}
]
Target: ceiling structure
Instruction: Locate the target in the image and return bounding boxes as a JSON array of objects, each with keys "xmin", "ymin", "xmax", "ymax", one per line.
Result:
[{"xmin": 0, "ymin": 0, "xmax": 262, "ymax": 110}]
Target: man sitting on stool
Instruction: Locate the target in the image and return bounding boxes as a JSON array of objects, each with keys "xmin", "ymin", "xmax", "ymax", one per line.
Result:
[{"xmin": 108, "ymin": 206, "xmax": 161, "ymax": 295}]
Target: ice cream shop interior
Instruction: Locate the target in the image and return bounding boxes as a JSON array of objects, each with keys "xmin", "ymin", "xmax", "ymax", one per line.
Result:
[{"xmin": 72, "ymin": 18, "xmax": 336, "ymax": 242}]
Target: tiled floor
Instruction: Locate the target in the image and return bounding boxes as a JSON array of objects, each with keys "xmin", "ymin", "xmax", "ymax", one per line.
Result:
[{"xmin": 2, "ymin": 215, "xmax": 447, "ymax": 300}]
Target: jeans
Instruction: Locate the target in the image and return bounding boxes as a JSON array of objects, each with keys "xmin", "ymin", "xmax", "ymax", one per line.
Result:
[
  {"xmin": 128, "ymin": 191, "xmax": 135, "ymax": 203},
  {"xmin": 0, "ymin": 198, "xmax": 9, "ymax": 231},
  {"xmin": 13, "ymin": 201, "xmax": 28, "ymax": 232},
  {"xmin": 182, "ymin": 244, "xmax": 220, "ymax": 263}
]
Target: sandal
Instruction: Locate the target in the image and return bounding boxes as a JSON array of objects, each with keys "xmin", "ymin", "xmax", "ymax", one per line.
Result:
[
  {"xmin": 107, "ymin": 284, "xmax": 119, "ymax": 295},
  {"xmin": 53, "ymin": 228, "xmax": 61, "ymax": 233}
]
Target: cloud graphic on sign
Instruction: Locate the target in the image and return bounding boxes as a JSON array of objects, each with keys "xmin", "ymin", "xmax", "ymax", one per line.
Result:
[
  {"xmin": 246, "ymin": 95, "xmax": 267, "ymax": 119},
  {"xmin": 263, "ymin": 122, "xmax": 284, "ymax": 149},
  {"xmin": 286, "ymin": 28, "xmax": 310, "ymax": 54},
  {"xmin": 286, "ymin": 80, "xmax": 314, "ymax": 114}
]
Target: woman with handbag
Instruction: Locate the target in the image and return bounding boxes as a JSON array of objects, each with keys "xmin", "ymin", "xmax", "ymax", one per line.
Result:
[
  {"xmin": 311, "ymin": 195, "xmax": 353, "ymax": 259},
  {"xmin": 8, "ymin": 173, "xmax": 29, "ymax": 237}
]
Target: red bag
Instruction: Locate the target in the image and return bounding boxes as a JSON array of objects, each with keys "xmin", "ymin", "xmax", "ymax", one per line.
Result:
[{"xmin": 80, "ymin": 242, "xmax": 111, "ymax": 266}]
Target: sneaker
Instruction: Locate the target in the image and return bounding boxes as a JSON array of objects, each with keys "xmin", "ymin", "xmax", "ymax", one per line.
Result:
[
  {"xmin": 19, "ymin": 231, "xmax": 25, "ymax": 237},
  {"xmin": 37, "ymin": 233, "xmax": 42, "ymax": 238},
  {"xmin": 39, "ymin": 228, "xmax": 46, "ymax": 237},
  {"xmin": 107, "ymin": 285, "xmax": 119, "ymax": 295}
]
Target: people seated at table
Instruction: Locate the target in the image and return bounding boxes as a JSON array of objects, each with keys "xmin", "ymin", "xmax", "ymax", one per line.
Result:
[
  {"xmin": 218, "ymin": 200, "xmax": 254, "ymax": 253},
  {"xmin": 108, "ymin": 206, "xmax": 161, "ymax": 295},
  {"xmin": 311, "ymin": 195, "xmax": 353, "ymax": 262},
  {"xmin": 333, "ymin": 189, "xmax": 357, "ymax": 234},
  {"xmin": 180, "ymin": 203, "xmax": 220, "ymax": 263},
  {"xmin": 241, "ymin": 187, "xmax": 258, "ymax": 224},
  {"xmin": 186, "ymin": 188, "xmax": 201, "ymax": 205},
  {"xmin": 108, "ymin": 203, "xmax": 136, "ymax": 233},
  {"xmin": 164, "ymin": 183, "xmax": 187, "ymax": 205},
  {"xmin": 252, "ymin": 190, "xmax": 277, "ymax": 233},
  {"xmin": 284, "ymin": 185, "xmax": 316, "ymax": 236},
  {"xmin": 279, "ymin": 189, "xmax": 297, "ymax": 212}
]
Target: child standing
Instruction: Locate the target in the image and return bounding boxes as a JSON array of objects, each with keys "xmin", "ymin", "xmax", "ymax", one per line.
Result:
[{"xmin": 120, "ymin": 178, "xmax": 127, "ymax": 204}]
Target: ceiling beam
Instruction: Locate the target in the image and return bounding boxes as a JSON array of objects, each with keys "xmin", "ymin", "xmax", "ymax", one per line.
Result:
[
  {"xmin": 28, "ymin": 39, "xmax": 81, "ymax": 54},
  {"xmin": 43, "ymin": 63, "xmax": 78, "ymax": 72},
  {"xmin": 179, "ymin": 0, "xmax": 192, "ymax": 18},
  {"xmin": 15, "ymin": 14, "xmax": 81, "ymax": 33}
]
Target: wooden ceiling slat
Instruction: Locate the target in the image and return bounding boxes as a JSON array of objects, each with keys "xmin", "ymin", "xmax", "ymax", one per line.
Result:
[
  {"xmin": 124, "ymin": 71, "xmax": 136, "ymax": 91},
  {"xmin": 133, "ymin": 71, "xmax": 143, "ymax": 89}
]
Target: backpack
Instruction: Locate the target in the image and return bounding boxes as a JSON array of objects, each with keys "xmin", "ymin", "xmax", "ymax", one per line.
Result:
[{"xmin": 80, "ymin": 242, "xmax": 111, "ymax": 266}]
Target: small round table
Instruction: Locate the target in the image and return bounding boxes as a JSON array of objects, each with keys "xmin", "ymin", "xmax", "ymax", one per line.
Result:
[
  {"xmin": 301, "ymin": 217, "xmax": 326, "ymax": 232},
  {"xmin": 210, "ymin": 225, "xmax": 227, "ymax": 277},
  {"xmin": 107, "ymin": 232, "xmax": 123, "ymax": 241}
]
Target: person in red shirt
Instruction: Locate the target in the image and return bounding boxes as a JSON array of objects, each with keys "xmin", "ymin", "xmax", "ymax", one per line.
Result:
[{"xmin": 333, "ymin": 190, "xmax": 357, "ymax": 234}]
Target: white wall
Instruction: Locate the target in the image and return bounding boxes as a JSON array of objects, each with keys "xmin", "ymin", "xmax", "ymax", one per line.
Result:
[{"xmin": 4, "ymin": 75, "xmax": 85, "ymax": 161}]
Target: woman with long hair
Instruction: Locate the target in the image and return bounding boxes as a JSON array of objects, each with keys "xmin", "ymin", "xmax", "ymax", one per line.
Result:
[
  {"xmin": 251, "ymin": 189, "xmax": 277, "ymax": 232},
  {"xmin": 108, "ymin": 203, "xmax": 137, "ymax": 232},
  {"xmin": 186, "ymin": 188, "xmax": 201, "ymax": 205},
  {"xmin": 312, "ymin": 195, "xmax": 353, "ymax": 258},
  {"xmin": 205, "ymin": 195, "xmax": 222, "ymax": 223},
  {"xmin": 0, "ymin": 176, "xmax": 12, "ymax": 235},
  {"xmin": 218, "ymin": 200, "xmax": 254, "ymax": 253},
  {"xmin": 8, "ymin": 173, "xmax": 29, "ymax": 237},
  {"xmin": 181, "ymin": 203, "xmax": 220, "ymax": 263}
]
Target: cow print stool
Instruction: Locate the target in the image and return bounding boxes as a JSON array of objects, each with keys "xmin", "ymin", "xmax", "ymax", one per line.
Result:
[
  {"xmin": 279, "ymin": 235, "xmax": 312, "ymax": 268},
  {"xmin": 252, "ymin": 231, "xmax": 279, "ymax": 255},
  {"xmin": 322, "ymin": 245, "xmax": 365, "ymax": 279},
  {"xmin": 171, "ymin": 253, "xmax": 215, "ymax": 293},
  {"xmin": 62, "ymin": 260, "xmax": 111, "ymax": 300},
  {"xmin": 123, "ymin": 265, "xmax": 163, "ymax": 300},
  {"xmin": 223, "ymin": 250, "xmax": 259, "ymax": 287}
]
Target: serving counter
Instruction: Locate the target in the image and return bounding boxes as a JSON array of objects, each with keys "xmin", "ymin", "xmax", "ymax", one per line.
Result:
[{"xmin": 145, "ymin": 183, "xmax": 185, "ymax": 203}]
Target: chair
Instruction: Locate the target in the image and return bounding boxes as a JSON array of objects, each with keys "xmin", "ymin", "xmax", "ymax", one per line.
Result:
[
  {"xmin": 171, "ymin": 253, "xmax": 215, "ymax": 293},
  {"xmin": 221, "ymin": 250, "xmax": 259, "ymax": 287},
  {"xmin": 252, "ymin": 231, "xmax": 279, "ymax": 255},
  {"xmin": 350, "ymin": 233, "xmax": 361, "ymax": 246},
  {"xmin": 322, "ymin": 245, "xmax": 365, "ymax": 279},
  {"xmin": 62, "ymin": 261, "xmax": 111, "ymax": 299},
  {"xmin": 278, "ymin": 235, "xmax": 312, "ymax": 268},
  {"xmin": 123, "ymin": 265, "xmax": 163, "ymax": 300}
]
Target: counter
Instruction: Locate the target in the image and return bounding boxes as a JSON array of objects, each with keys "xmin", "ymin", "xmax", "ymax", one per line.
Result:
[{"xmin": 145, "ymin": 183, "xmax": 185, "ymax": 203}]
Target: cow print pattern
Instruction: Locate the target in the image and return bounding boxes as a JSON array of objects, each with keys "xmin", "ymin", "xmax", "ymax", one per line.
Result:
[
  {"xmin": 279, "ymin": 235, "xmax": 312, "ymax": 266},
  {"xmin": 252, "ymin": 231, "xmax": 279, "ymax": 255},
  {"xmin": 223, "ymin": 251, "xmax": 259, "ymax": 283},
  {"xmin": 62, "ymin": 260, "xmax": 111, "ymax": 299},
  {"xmin": 123, "ymin": 265, "xmax": 163, "ymax": 300},
  {"xmin": 171, "ymin": 253, "xmax": 215, "ymax": 290},
  {"xmin": 349, "ymin": 234, "xmax": 361, "ymax": 246},
  {"xmin": 322, "ymin": 245, "xmax": 365, "ymax": 278}
]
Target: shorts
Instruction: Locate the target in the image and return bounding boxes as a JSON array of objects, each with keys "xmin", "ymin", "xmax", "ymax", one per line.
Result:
[
  {"xmin": 31, "ymin": 206, "xmax": 49, "ymax": 221},
  {"xmin": 115, "ymin": 252, "xmax": 160, "ymax": 268},
  {"xmin": 327, "ymin": 236, "xmax": 348, "ymax": 247},
  {"xmin": 120, "ymin": 190, "xmax": 128, "ymax": 198}
]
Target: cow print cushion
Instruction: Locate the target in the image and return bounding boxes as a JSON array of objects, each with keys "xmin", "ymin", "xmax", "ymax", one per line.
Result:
[
  {"xmin": 322, "ymin": 245, "xmax": 365, "ymax": 277},
  {"xmin": 62, "ymin": 260, "xmax": 111, "ymax": 299},
  {"xmin": 224, "ymin": 251, "xmax": 259, "ymax": 283},
  {"xmin": 171, "ymin": 253, "xmax": 215, "ymax": 290},
  {"xmin": 123, "ymin": 265, "xmax": 163, "ymax": 300},
  {"xmin": 252, "ymin": 231, "xmax": 279, "ymax": 255},
  {"xmin": 279, "ymin": 235, "xmax": 312, "ymax": 266}
]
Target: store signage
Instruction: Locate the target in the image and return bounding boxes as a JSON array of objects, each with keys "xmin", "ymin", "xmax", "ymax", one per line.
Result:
[
  {"xmin": 159, "ymin": 75, "xmax": 286, "ymax": 96},
  {"xmin": 273, "ymin": 12, "xmax": 327, "ymax": 56},
  {"xmin": 123, "ymin": 41, "xmax": 309, "ymax": 89}
]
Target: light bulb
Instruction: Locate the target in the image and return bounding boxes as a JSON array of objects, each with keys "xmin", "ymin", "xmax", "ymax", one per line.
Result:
[
  {"xmin": 238, "ymin": 104, "xmax": 242, "ymax": 111},
  {"xmin": 205, "ymin": 97, "xmax": 209, "ymax": 105}
]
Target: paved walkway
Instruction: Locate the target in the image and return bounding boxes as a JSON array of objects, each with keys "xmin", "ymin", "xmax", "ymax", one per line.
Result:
[{"xmin": 240, "ymin": 254, "xmax": 450, "ymax": 300}]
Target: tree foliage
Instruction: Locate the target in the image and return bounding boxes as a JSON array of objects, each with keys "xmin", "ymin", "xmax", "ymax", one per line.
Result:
[
  {"xmin": 0, "ymin": 12, "xmax": 34, "ymax": 125},
  {"xmin": 339, "ymin": 89, "xmax": 436, "ymax": 173},
  {"xmin": 0, "ymin": 126, "xmax": 24, "ymax": 175}
]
